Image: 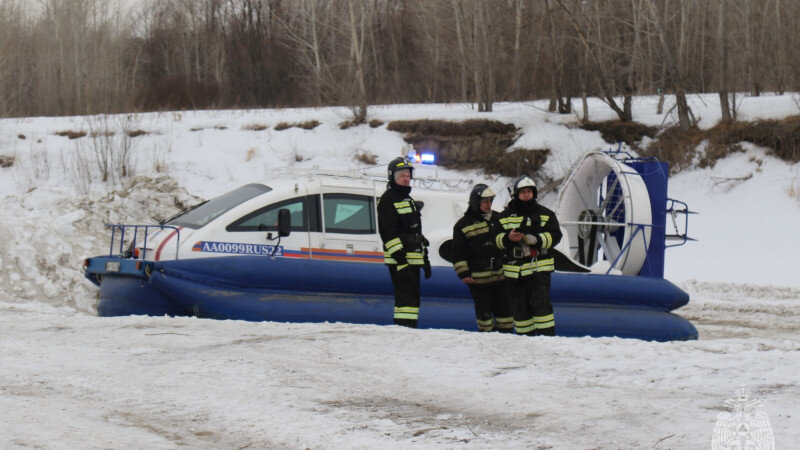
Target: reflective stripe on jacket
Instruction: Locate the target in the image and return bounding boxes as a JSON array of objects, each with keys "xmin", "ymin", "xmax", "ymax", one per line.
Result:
[
  {"xmin": 378, "ymin": 185, "xmax": 425, "ymax": 268},
  {"xmin": 496, "ymin": 200, "xmax": 562, "ymax": 278},
  {"xmin": 451, "ymin": 209, "xmax": 505, "ymax": 285}
]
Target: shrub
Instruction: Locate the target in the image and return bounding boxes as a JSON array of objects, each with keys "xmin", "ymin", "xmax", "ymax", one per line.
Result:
[
  {"xmin": 643, "ymin": 116, "xmax": 800, "ymax": 172},
  {"xmin": 489, "ymin": 148, "xmax": 550, "ymax": 178},
  {"xmin": 60, "ymin": 114, "xmax": 141, "ymax": 194},
  {"xmin": 0, "ymin": 155, "xmax": 14, "ymax": 167},
  {"xmin": 369, "ymin": 119, "xmax": 384, "ymax": 128},
  {"xmin": 387, "ymin": 119, "xmax": 539, "ymax": 177},
  {"xmin": 640, "ymin": 126, "xmax": 706, "ymax": 172},
  {"xmin": 127, "ymin": 130, "xmax": 148, "ymax": 137},
  {"xmin": 354, "ymin": 152, "xmax": 377, "ymax": 165},
  {"xmin": 789, "ymin": 179, "xmax": 800, "ymax": 204},
  {"xmin": 297, "ymin": 120, "xmax": 318, "ymax": 130},
  {"xmin": 387, "ymin": 119, "xmax": 516, "ymax": 137},
  {"xmin": 718, "ymin": 116, "xmax": 800, "ymax": 162},
  {"xmin": 55, "ymin": 130, "xmax": 87, "ymax": 139},
  {"xmin": 580, "ymin": 121, "xmax": 658, "ymax": 146},
  {"xmin": 242, "ymin": 123, "xmax": 268, "ymax": 131},
  {"xmin": 274, "ymin": 120, "xmax": 320, "ymax": 131}
]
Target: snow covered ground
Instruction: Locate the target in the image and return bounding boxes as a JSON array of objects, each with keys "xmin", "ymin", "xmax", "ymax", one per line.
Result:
[{"xmin": 1, "ymin": 95, "xmax": 798, "ymax": 448}]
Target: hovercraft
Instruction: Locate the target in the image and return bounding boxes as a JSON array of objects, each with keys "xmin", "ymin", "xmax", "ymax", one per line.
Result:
[{"xmin": 83, "ymin": 151, "xmax": 697, "ymax": 341}]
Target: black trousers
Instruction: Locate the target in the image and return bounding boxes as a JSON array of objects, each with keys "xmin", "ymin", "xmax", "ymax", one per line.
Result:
[
  {"xmin": 504, "ymin": 271, "xmax": 555, "ymax": 336},
  {"xmin": 388, "ymin": 265, "xmax": 421, "ymax": 328},
  {"xmin": 469, "ymin": 283, "xmax": 514, "ymax": 332}
]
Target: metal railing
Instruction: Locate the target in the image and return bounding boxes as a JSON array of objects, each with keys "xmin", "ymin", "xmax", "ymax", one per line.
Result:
[
  {"xmin": 105, "ymin": 224, "xmax": 181, "ymax": 261},
  {"xmin": 270, "ymin": 166, "xmax": 472, "ymax": 192},
  {"xmin": 665, "ymin": 198, "xmax": 695, "ymax": 247}
]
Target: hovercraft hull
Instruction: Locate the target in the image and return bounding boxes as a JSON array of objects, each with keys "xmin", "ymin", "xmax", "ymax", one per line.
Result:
[{"xmin": 87, "ymin": 255, "xmax": 697, "ymax": 341}]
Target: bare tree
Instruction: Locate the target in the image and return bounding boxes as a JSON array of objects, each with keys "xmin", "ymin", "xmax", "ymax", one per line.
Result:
[
  {"xmin": 448, "ymin": 0, "xmax": 504, "ymax": 112},
  {"xmin": 646, "ymin": 0, "xmax": 695, "ymax": 130},
  {"xmin": 407, "ymin": 0, "xmax": 447, "ymax": 101},
  {"xmin": 282, "ymin": 1, "xmax": 330, "ymax": 104},
  {"xmin": 773, "ymin": 0, "xmax": 787, "ymax": 93},
  {"xmin": 717, "ymin": 0, "xmax": 735, "ymax": 122},
  {"xmin": 0, "ymin": 0, "xmax": 26, "ymax": 116},
  {"xmin": 511, "ymin": 0, "xmax": 523, "ymax": 99},
  {"xmin": 3, "ymin": 0, "xmax": 800, "ymax": 117},
  {"xmin": 554, "ymin": 0, "xmax": 637, "ymax": 121},
  {"xmin": 545, "ymin": 0, "xmax": 567, "ymax": 113},
  {"xmin": 449, "ymin": 0, "xmax": 470, "ymax": 103},
  {"xmin": 347, "ymin": 0, "xmax": 368, "ymax": 122}
]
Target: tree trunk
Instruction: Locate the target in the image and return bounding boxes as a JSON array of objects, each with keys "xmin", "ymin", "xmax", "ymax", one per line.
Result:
[
  {"xmin": 675, "ymin": 90, "xmax": 691, "ymax": 129},
  {"xmin": 548, "ymin": 96, "xmax": 557, "ymax": 112},
  {"xmin": 647, "ymin": 0, "xmax": 693, "ymax": 130},
  {"xmin": 743, "ymin": 0, "xmax": 759, "ymax": 96},
  {"xmin": 451, "ymin": 0, "xmax": 468, "ymax": 102},
  {"xmin": 348, "ymin": 0, "xmax": 368, "ymax": 123},
  {"xmin": 604, "ymin": 95, "xmax": 631, "ymax": 122},
  {"xmin": 581, "ymin": 90, "xmax": 589, "ymax": 124},
  {"xmin": 477, "ymin": 1, "xmax": 493, "ymax": 112},
  {"xmin": 310, "ymin": 1, "xmax": 324, "ymax": 104},
  {"xmin": 557, "ymin": 96, "xmax": 572, "ymax": 114},
  {"xmin": 622, "ymin": 95, "xmax": 632, "ymax": 122},
  {"xmin": 546, "ymin": 0, "xmax": 561, "ymax": 114},
  {"xmin": 717, "ymin": 0, "xmax": 732, "ymax": 122},
  {"xmin": 775, "ymin": 0, "xmax": 785, "ymax": 94},
  {"xmin": 512, "ymin": 0, "xmax": 522, "ymax": 99}
]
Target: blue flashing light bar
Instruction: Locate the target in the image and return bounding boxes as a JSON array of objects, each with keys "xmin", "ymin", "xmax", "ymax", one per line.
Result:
[{"xmin": 406, "ymin": 149, "xmax": 436, "ymax": 165}]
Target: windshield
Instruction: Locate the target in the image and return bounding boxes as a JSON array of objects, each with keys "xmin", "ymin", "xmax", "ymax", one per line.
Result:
[{"xmin": 167, "ymin": 184, "xmax": 272, "ymax": 229}]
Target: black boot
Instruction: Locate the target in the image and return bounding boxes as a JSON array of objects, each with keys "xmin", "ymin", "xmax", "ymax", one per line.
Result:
[{"xmin": 393, "ymin": 318, "xmax": 418, "ymax": 328}]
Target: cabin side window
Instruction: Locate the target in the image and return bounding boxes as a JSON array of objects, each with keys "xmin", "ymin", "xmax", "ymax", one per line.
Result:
[
  {"xmin": 227, "ymin": 196, "xmax": 319, "ymax": 232},
  {"xmin": 322, "ymin": 193, "xmax": 375, "ymax": 234}
]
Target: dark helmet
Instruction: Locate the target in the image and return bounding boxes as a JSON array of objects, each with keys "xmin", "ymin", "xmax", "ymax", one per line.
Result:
[
  {"xmin": 387, "ymin": 157, "xmax": 414, "ymax": 181},
  {"xmin": 468, "ymin": 184, "xmax": 496, "ymax": 210},
  {"xmin": 512, "ymin": 176, "xmax": 537, "ymax": 200}
]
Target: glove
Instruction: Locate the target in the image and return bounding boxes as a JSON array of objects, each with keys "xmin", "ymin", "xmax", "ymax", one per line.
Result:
[
  {"xmin": 421, "ymin": 235, "xmax": 430, "ymax": 247},
  {"xmin": 393, "ymin": 250, "xmax": 408, "ymax": 266},
  {"xmin": 524, "ymin": 234, "xmax": 538, "ymax": 246},
  {"xmin": 422, "ymin": 246, "xmax": 432, "ymax": 279}
]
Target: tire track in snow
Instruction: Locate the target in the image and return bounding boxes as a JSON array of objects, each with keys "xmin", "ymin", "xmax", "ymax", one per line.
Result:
[{"xmin": 679, "ymin": 279, "xmax": 800, "ymax": 340}]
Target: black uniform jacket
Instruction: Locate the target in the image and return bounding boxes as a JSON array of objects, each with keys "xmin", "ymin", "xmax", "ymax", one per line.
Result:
[
  {"xmin": 451, "ymin": 209, "xmax": 505, "ymax": 284},
  {"xmin": 377, "ymin": 184, "xmax": 425, "ymax": 268},
  {"xmin": 496, "ymin": 199, "xmax": 563, "ymax": 278}
]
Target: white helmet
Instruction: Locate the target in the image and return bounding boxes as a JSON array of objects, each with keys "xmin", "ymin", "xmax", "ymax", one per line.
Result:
[{"xmin": 513, "ymin": 176, "xmax": 537, "ymax": 199}]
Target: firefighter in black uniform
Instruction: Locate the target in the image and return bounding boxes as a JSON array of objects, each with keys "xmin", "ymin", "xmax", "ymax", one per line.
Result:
[
  {"xmin": 378, "ymin": 157, "xmax": 430, "ymax": 328},
  {"xmin": 451, "ymin": 184, "xmax": 514, "ymax": 332},
  {"xmin": 495, "ymin": 176, "xmax": 562, "ymax": 336}
]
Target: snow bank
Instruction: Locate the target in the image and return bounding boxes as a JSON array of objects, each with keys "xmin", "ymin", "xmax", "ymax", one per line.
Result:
[{"xmin": 0, "ymin": 177, "xmax": 199, "ymax": 312}]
